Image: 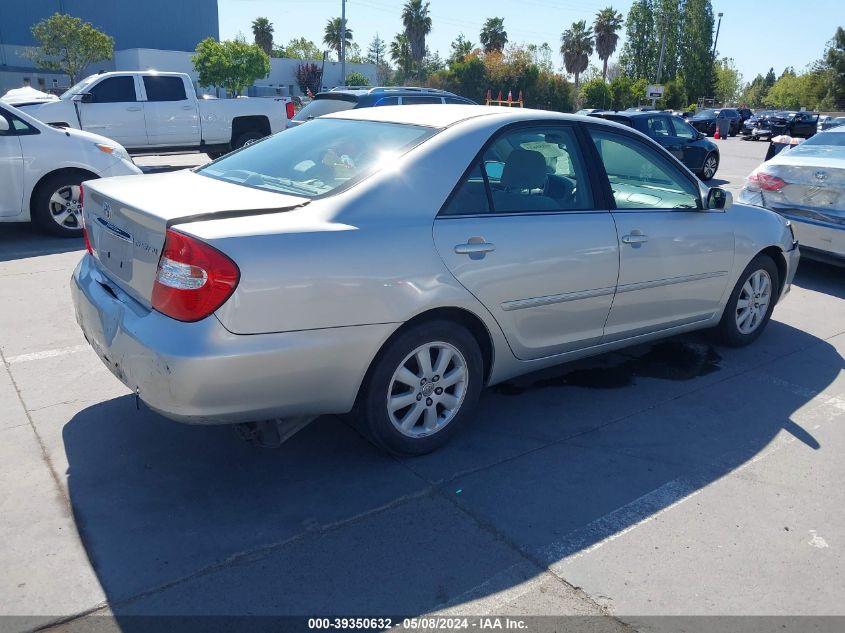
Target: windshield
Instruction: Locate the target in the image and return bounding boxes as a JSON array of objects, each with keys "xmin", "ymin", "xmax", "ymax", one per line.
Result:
[
  {"xmin": 198, "ymin": 118, "xmax": 436, "ymax": 198},
  {"xmin": 292, "ymin": 96, "xmax": 357, "ymax": 122},
  {"xmin": 60, "ymin": 75, "xmax": 98, "ymax": 100},
  {"xmin": 693, "ymin": 109, "xmax": 716, "ymax": 119},
  {"xmin": 797, "ymin": 131, "xmax": 845, "ymax": 147}
]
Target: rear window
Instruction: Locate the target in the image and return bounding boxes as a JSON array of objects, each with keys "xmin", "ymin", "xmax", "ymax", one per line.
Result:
[
  {"xmin": 293, "ymin": 96, "xmax": 357, "ymax": 121},
  {"xmin": 402, "ymin": 96, "xmax": 443, "ymax": 105},
  {"xmin": 198, "ymin": 118, "xmax": 436, "ymax": 199},
  {"xmin": 797, "ymin": 131, "xmax": 845, "ymax": 147}
]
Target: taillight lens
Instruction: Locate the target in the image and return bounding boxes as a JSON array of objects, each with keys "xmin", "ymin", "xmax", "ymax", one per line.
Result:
[
  {"xmin": 748, "ymin": 171, "xmax": 786, "ymax": 192},
  {"xmin": 80, "ymin": 185, "xmax": 93, "ymax": 255},
  {"xmin": 151, "ymin": 229, "xmax": 239, "ymax": 322},
  {"xmin": 285, "ymin": 100, "xmax": 295, "ymax": 119}
]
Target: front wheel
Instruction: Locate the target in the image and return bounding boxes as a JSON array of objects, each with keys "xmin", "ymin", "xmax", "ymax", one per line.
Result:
[
  {"xmin": 701, "ymin": 152, "xmax": 719, "ymax": 180},
  {"xmin": 357, "ymin": 320, "xmax": 483, "ymax": 455},
  {"xmin": 714, "ymin": 255, "xmax": 779, "ymax": 347}
]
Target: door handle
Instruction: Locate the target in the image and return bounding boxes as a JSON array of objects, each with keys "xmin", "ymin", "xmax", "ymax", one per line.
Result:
[
  {"xmin": 126, "ymin": 106, "xmax": 142, "ymax": 111},
  {"xmin": 621, "ymin": 232, "xmax": 648, "ymax": 244},
  {"xmin": 181, "ymin": 106, "xmax": 194, "ymax": 110},
  {"xmin": 454, "ymin": 241, "xmax": 496, "ymax": 255}
]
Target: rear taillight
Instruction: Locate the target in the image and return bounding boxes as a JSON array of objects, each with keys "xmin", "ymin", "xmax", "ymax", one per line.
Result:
[
  {"xmin": 748, "ymin": 171, "xmax": 786, "ymax": 192},
  {"xmin": 151, "ymin": 229, "xmax": 239, "ymax": 322},
  {"xmin": 285, "ymin": 100, "xmax": 295, "ymax": 119},
  {"xmin": 80, "ymin": 185, "xmax": 93, "ymax": 255}
]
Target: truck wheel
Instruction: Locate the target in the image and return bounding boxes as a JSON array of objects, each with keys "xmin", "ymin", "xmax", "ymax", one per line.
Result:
[
  {"xmin": 232, "ymin": 130, "xmax": 265, "ymax": 150},
  {"xmin": 31, "ymin": 172, "xmax": 94, "ymax": 238}
]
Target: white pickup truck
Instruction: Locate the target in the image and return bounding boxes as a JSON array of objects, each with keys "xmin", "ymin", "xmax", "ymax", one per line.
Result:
[{"xmin": 15, "ymin": 71, "xmax": 293, "ymax": 156}]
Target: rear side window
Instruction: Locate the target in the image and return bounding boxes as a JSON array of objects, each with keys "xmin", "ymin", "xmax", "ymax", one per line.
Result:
[
  {"xmin": 143, "ymin": 76, "xmax": 187, "ymax": 101},
  {"xmin": 89, "ymin": 77, "xmax": 137, "ymax": 103},
  {"xmin": 292, "ymin": 97, "xmax": 357, "ymax": 121},
  {"xmin": 445, "ymin": 97, "xmax": 471, "ymax": 104},
  {"xmin": 374, "ymin": 97, "xmax": 399, "ymax": 106},
  {"xmin": 402, "ymin": 96, "xmax": 443, "ymax": 105},
  {"xmin": 645, "ymin": 116, "xmax": 672, "ymax": 137},
  {"xmin": 589, "ymin": 129, "xmax": 700, "ymax": 210}
]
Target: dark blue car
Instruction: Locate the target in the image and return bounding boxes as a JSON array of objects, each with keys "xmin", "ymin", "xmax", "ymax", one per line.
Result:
[{"xmin": 589, "ymin": 111, "xmax": 720, "ymax": 180}]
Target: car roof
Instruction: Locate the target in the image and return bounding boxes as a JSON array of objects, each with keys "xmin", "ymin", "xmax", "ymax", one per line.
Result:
[
  {"xmin": 318, "ymin": 86, "xmax": 459, "ymax": 98},
  {"xmin": 324, "ymin": 104, "xmax": 614, "ymax": 129}
]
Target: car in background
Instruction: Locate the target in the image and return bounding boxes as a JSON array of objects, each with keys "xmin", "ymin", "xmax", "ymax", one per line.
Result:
[
  {"xmin": 817, "ymin": 115, "xmax": 835, "ymax": 132},
  {"xmin": 287, "ymin": 87, "xmax": 475, "ymax": 129},
  {"xmin": 576, "ymin": 108, "xmax": 604, "ymax": 116},
  {"xmin": 736, "ymin": 107, "xmax": 753, "ymax": 125},
  {"xmin": 72, "ymin": 105, "xmax": 798, "ymax": 454},
  {"xmin": 741, "ymin": 110, "xmax": 776, "ymax": 138},
  {"xmin": 739, "ymin": 127, "xmax": 845, "ymax": 264},
  {"xmin": 759, "ymin": 111, "xmax": 819, "ymax": 140},
  {"xmin": 0, "ymin": 102, "xmax": 141, "ymax": 237},
  {"xmin": 590, "ymin": 110, "xmax": 720, "ymax": 180},
  {"xmin": 689, "ymin": 108, "xmax": 741, "ymax": 137},
  {"xmin": 829, "ymin": 116, "xmax": 845, "ymax": 129}
]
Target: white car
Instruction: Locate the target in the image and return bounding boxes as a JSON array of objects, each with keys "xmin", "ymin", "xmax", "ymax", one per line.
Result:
[
  {"xmin": 0, "ymin": 102, "xmax": 141, "ymax": 237},
  {"xmin": 15, "ymin": 72, "xmax": 293, "ymax": 157}
]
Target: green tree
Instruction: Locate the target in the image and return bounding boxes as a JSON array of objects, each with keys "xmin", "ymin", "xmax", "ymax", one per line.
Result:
[
  {"xmin": 25, "ymin": 13, "xmax": 114, "ymax": 85},
  {"xmin": 713, "ymin": 57, "xmax": 742, "ymax": 104},
  {"xmin": 593, "ymin": 7, "xmax": 623, "ymax": 81},
  {"xmin": 631, "ymin": 77, "xmax": 648, "ymax": 104},
  {"xmin": 323, "ymin": 17, "xmax": 353, "ymax": 60},
  {"xmin": 251, "ymin": 17, "xmax": 274, "ymax": 56},
  {"xmin": 390, "ymin": 33, "xmax": 413, "ymax": 79},
  {"xmin": 764, "ymin": 67, "xmax": 777, "ymax": 88},
  {"xmin": 366, "ymin": 34, "xmax": 387, "ymax": 66},
  {"xmin": 401, "ymin": 0, "xmax": 432, "ymax": 80},
  {"xmin": 448, "ymin": 33, "xmax": 475, "ymax": 67},
  {"xmin": 527, "ymin": 43, "xmax": 554, "ymax": 73},
  {"xmin": 581, "ymin": 77, "xmax": 611, "ymax": 108},
  {"xmin": 823, "ymin": 26, "xmax": 845, "ymax": 108},
  {"xmin": 609, "ymin": 74, "xmax": 633, "ymax": 108},
  {"xmin": 656, "ymin": 76, "xmax": 686, "ymax": 109},
  {"xmin": 679, "ymin": 0, "xmax": 714, "ymax": 102},
  {"xmin": 763, "ymin": 73, "xmax": 805, "ymax": 110},
  {"xmin": 618, "ymin": 0, "xmax": 655, "ymax": 82},
  {"xmin": 653, "ymin": 0, "xmax": 681, "ymax": 80},
  {"xmin": 561, "ymin": 20, "xmax": 594, "ymax": 95},
  {"xmin": 345, "ymin": 71, "xmax": 370, "ymax": 86},
  {"xmin": 192, "ymin": 37, "xmax": 271, "ymax": 96},
  {"xmin": 276, "ymin": 37, "xmax": 322, "ymax": 60},
  {"xmin": 480, "ymin": 17, "xmax": 508, "ymax": 54}
]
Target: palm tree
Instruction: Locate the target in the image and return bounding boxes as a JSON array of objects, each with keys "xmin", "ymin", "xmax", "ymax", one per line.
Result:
[
  {"xmin": 401, "ymin": 0, "xmax": 432, "ymax": 80},
  {"xmin": 323, "ymin": 17, "xmax": 353, "ymax": 60},
  {"xmin": 251, "ymin": 17, "xmax": 274, "ymax": 56},
  {"xmin": 593, "ymin": 7, "xmax": 623, "ymax": 81},
  {"xmin": 479, "ymin": 17, "xmax": 507, "ymax": 54},
  {"xmin": 561, "ymin": 20, "xmax": 594, "ymax": 94},
  {"xmin": 390, "ymin": 33, "xmax": 413, "ymax": 79}
]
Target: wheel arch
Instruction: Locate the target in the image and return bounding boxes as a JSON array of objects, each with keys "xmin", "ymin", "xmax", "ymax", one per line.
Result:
[
  {"xmin": 230, "ymin": 115, "xmax": 271, "ymax": 145},
  {"xmin": 29, "ymin": 167, "xmax": 99, "ymax": 216},
  {"xmin": 758, "ymin": 245, "xmax": 789, "ymax": 300}
]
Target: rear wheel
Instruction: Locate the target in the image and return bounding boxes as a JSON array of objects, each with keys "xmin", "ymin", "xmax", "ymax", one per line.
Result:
[
  {"xmin": 356, "ymin": 320, "xmax": 483, "ymax": 455},
  {"xmin": 714, "ymin": 255, "xmax": 779, "ymax": 346},
  {"xmin": 700, "ymin": 152, "xmax": 719, "ymax": 180},
  {"xmin": 31, "ymin": 172, "xmax": 94, "ymax": 237},
  {"xmin": 232, "ymin": 129, "xmax": 265, "ymax": 150}
]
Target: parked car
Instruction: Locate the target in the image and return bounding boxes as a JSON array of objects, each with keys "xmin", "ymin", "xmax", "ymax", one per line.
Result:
[
  {"xmin": 741, "ymin": 110, "xmax": 776, "ymax": 138},
  {"xmin": 739, "ymin": 127, "xmax": 844, "ymax": 264},
  {"xmin": 590, "ymin": 110, "xmax": 720, "ymax": 180},
  {"xmin": 689, "ymin": 108, "xmax": 741, "ymax": 136},
  {"xmin": 752, "ymin": 111, "xmax": 819, "ymax": 140},
  {"xmin": 736, "ymin": 107, "xmax": 753, "ymax": 125},
  {"xmin": 0, "ymin": 103, "xmax": 141, "ymax": 237},
  {"xmin": 287, "ymin": 87, "xmax": 475, "ymax": 129},
  {"xmin": 72, "ymin": 105, "xmax": 798, "ymax": 455},
  {"xmin": 576, "ymin": 108, "xmax": 604, "ymax": 116},
  {"xmin": 16, "ymin": 71, "xmax": 293, "ymax": 157},
  {"xmin": 1, "ymin": 86, "xmax": 59, "ymax": 107},
  {"xmin": 817, "ymin": 115, "xmax": 835, "ymax": 132},
  {"xmin": 829, "ymin": 116, "xmax": 845, "ymax": 129}
]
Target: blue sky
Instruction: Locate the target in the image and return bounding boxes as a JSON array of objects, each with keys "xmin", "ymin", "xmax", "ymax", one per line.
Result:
[{"xmin": 219, "ymin": 0, "xmax": 840, "ymax": 83}]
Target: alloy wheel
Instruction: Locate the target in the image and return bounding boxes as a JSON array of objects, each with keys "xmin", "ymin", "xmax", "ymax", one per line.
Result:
[
  {"xmin": 703, "ymin": 155, "xmax": 718, "ymax": 179},
  {"xmin": 48, "ymin": 185, "xmax": 83, "ymax": 230},
  {"xmin": 735, "ymin": 269, "xmax": 772, "ymax": 334},
  {"xmin": 386, "ymin": 341, "xmax": 468, "ymax": 438}
]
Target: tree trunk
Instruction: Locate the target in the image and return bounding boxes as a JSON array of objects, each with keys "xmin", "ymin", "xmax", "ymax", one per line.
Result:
[{"xmin": 602, "ymin": 57, "xmax": 608, "ymax": 81}]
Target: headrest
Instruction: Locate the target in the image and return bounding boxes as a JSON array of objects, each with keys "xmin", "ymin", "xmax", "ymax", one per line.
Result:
[{"xmin": 501, "ymin": 149, "xmax": 547, "ymax": 190}]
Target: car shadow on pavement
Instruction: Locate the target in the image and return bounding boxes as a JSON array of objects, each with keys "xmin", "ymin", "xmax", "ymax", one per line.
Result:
[
  {"xmin": 793, "ymin": 258, "xmax": 845, "ymax": 300},
  {"xmin": 0, "ymin": 223, "xmax": 83, "ymax": 262},
  {"xmin": 59, "ymin": 314, "xmax": 843, "ymax": 624}
]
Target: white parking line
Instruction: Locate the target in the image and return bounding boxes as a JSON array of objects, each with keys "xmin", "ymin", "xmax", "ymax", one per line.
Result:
[{"xmin": 5, "ymin": 344, "xmax": 90, "ymax": 365}]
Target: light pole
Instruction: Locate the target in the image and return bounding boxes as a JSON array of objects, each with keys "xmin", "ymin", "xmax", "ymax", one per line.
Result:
[
  {"xmin": 712, "ymin": 12, "xmax": 724, "ymax": 58},
  {"xmin": 340, "ymin": 0, "xmax": 347, "ymax": 87}
]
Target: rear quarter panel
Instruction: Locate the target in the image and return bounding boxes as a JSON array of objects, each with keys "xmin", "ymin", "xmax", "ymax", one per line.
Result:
[{"xmin": 197, "ymin": 98, "xmax": 287, "ymax": 143}]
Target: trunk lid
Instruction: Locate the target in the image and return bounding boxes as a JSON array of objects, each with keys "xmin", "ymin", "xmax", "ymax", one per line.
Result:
[
  {"xmin": 83, "ymin": 170, "xmax": 308, "ymax": 307},
  {"xmin": 763, "ymin": 148, "xmax": 845, "ymax": 219}
]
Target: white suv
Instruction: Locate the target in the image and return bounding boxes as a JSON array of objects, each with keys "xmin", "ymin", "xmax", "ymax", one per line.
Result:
[{"xmin": 0, "ymin": 103, "xmax": 141, "ymax": 237}]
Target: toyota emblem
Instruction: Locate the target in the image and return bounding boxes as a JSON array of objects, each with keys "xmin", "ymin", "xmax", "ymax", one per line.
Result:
[
  {"xmin": 103, "ymin": 201, "xmax": 112, "ymax": 219},
  {"xmin": 814, "ymin": 170, "xmax": 827, "ymax": 181}
]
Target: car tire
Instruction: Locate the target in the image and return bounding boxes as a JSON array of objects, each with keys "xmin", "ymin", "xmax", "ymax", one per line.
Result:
[
  {"xmin": 700, "ymin": 152, "xmax": 719, "ymax": 180},
  {"xmin": 714, "ymin": 254, "xmax": 779, "ymax": 347},
  {"xmin": 232, "ymin": 129, "xmax": 265, "ymax": 150},
  {"xmin": 356, "ymin": 320, "xmax": 483, "ymax": 455},
  {"xmin": 31, "ymin": 171, "xmax": 93, "ymax": 238}
]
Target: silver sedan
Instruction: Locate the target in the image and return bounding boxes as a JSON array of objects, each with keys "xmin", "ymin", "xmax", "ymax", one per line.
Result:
[
  {"xmin": 72, "ymin": 106, "xmax": 799, "ymax": 454},
  {"xmin": 739, "ymin": 127, "xmax": 845, "ymax": 264}
]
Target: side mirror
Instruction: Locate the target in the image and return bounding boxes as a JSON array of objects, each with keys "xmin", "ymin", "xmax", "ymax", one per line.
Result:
[
  {"xmin": 0, "ymin": 117, "xmax": 9, "ymax": 133},
  {"xmin": 72, "ymin": 93, "xmax": 95, "ymax": 104},
  {"xmin": 707, "ymin": 187, "xmax": 732, "ymax": 210}
]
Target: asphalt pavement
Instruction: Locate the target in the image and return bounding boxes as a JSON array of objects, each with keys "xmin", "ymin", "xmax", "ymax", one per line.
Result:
[{"xmin": 1, "ymin": 139, "xmax": 844, "ymax": 633}]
